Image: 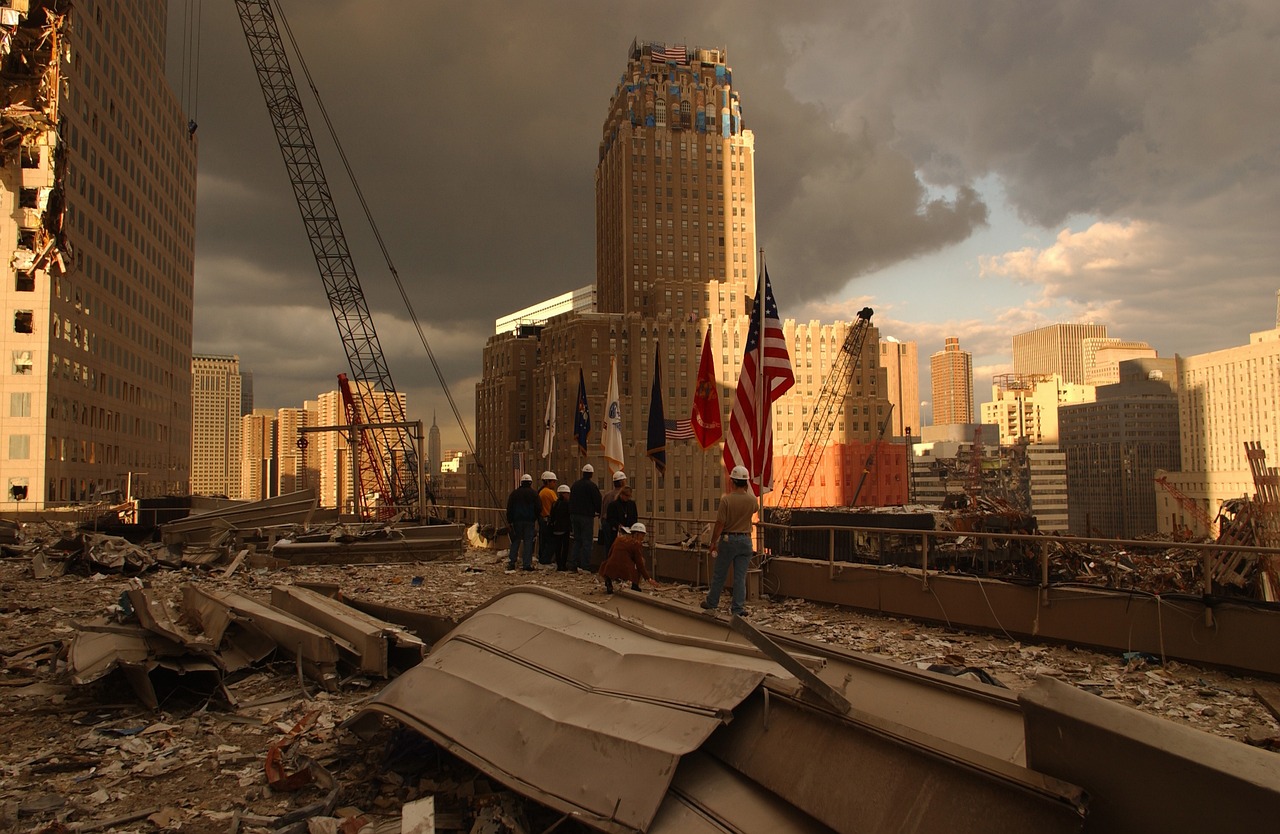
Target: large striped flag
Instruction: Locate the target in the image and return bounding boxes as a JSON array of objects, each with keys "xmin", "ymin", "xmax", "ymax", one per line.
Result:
[{"xmin": 723, "ymin": 268, "xmax": 794, "ymax": 495}]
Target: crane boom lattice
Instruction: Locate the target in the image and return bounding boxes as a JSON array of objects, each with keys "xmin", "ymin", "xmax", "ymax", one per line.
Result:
[
  {"xmin": 235, "ymin": 0, "xmax": 418, "ymax": 514},
  {"xmin": 778, "ymin": 307, "xmax": 874, "ymax": 510}
]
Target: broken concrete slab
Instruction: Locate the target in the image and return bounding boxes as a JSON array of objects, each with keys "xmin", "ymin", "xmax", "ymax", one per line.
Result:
[
  {"xmin": 269, "ymin": 584, "xmax": 424, "ymax": 677},
  {"xmin": 182, "ymin": 584, "xmax": 345, "ymax": 690},
  {"xmin": 1021, "ymin": 675, "xmax": 1280, "ymax": 833}
]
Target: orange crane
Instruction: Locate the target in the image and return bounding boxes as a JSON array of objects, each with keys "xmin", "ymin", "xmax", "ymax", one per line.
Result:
[
  {"xmin": 1154, "ymin": 472, "xmax": 1217, "ymax": 538},
  {"xmin": 778, "ymin": 308, "xmax": 874, "ymax": 510}
]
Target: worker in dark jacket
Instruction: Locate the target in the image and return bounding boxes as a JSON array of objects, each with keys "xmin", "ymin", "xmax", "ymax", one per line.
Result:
[
  {"xmin": 568, "ymin": 464, "xmax": 603, "ymax": 571},
  {"xmin": 604, "ymin": 483, "xmax": 638, "ymax": 554},
  {"xmin": 548, "ymin": 484, "xmax": 573, "ymax": 570},
  {"xmin": 506, "ymin": 474, "xmax": 540, "ymax": 572}
]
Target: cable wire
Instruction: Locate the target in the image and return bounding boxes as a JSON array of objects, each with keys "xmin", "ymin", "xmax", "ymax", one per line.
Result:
[{"xmin": 269, "ymin": 0, "xmax": 502, "ymax": 511}]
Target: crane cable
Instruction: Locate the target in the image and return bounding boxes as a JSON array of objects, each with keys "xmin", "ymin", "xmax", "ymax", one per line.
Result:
[{"xmin": 269, "ymin": 0, "xmax": 503, "ymax": 511}]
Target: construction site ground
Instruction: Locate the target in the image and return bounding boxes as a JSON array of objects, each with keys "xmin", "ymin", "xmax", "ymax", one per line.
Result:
[{"xmin": 2, "ymin": 544, "xmax": 1278, "ymax": 833}]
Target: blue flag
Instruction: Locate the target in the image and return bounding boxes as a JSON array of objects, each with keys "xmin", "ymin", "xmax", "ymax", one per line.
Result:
[
  {"xmin": 574, "ymin": 369, "xmax": 591, "ymax": 454},
  {"xmin": 646, "ymin": 343, "xmax": 667, "ymax": 476}
]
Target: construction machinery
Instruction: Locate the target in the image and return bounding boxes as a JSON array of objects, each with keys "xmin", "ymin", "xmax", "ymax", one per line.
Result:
[
  {"xmin": 776, "ymin": 307, "xmax": 874, "ymax": 510},
  {"xmin": 234, "ymin": 0, "xmax": 420, "ymax": 517},
  {"xmin": 850, "ymin": 403, "xmax": 893, "ymax": 505}
]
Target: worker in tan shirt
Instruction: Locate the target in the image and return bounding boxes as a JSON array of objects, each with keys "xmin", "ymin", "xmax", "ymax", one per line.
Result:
[{"xmin": 701, "ymin": 465, "xmax": 759, "ymax": 617}]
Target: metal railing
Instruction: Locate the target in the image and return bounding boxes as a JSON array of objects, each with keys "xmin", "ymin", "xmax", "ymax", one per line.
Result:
[{"xmin": 756, "ymin": 520, "xmax": 1280, "ymax": 615}]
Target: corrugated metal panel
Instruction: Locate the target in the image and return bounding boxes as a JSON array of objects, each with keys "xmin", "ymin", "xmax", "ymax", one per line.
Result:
[{"xmin": 354, "ymin": 588, "xmax": 770, "ymax": 833}]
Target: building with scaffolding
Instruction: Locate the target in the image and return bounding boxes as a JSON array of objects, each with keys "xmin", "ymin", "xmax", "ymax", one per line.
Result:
[
  {"xmin": 0, "ymin": 2, "xmax": 196, "ymax": 508},
  {"xmin": 471, "ymin": 41, "xmax": 901, "ymax": 526}
]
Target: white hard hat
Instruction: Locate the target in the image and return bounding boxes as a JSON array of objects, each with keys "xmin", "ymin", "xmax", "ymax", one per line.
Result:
[
  {"xmin": 582, "ymin": 464, "xmax": 594, "ymax": 473},
  {"xmin": 730, "ymin": 465, "xmax": 750, "ymax": 481},
  {"xmin": 557, "ymin": 484, "xmax": 570, "ymax": 494},
  {"xmin": 624, "ymin": 522, "xmax": 646, "ymax": 535},
  {"xmin": 521, "ymin": 473, "xmax": 533, "ymax": 483},
  {"xmin": 541, "ymin": 471, "xmax": 556, "ymax": 481},
  {"xmin": 613, "ymin": 471, "xmax": 627, "ymax": 482}
]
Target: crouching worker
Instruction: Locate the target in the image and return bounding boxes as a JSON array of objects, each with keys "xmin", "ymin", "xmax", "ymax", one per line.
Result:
[{"xmin": 598, "ymin": 522, "xmax": 658, "ymax": 594}]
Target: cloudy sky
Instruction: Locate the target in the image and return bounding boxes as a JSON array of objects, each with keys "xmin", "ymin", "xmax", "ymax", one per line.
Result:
[{"xmin": 168, "ymin": 0, "xmax": 1280, "ymax": 448}]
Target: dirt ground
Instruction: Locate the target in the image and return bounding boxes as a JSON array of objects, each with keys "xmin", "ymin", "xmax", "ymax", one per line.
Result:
[{"xmin": 2, "ymin": 542, "xmax": 1277, "ymax": 833}]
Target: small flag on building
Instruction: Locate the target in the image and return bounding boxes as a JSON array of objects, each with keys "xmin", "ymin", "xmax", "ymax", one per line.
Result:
[
  {"xmin": 647, "ymin": 343, "xmax": 667, "ymax": 476},
  {"xmin": 665, "ymin": 419, "xmax": 695, "ymax": 441},
  {"xmin": 574, "ymin": 369, "xmax": 590, "ymax": 454}
]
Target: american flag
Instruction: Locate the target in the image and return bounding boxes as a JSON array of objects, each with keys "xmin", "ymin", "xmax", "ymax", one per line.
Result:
[
  {"xmin": 723, "ymin": 268, "xmax": 794, "ymax": 495},
  {"xmin": 653, "ymin": 44, "xmax": 687, "ymax": 64},
  {"xmin": 665, "ymin": 419, "xmax": 695, "ymax": 441}
]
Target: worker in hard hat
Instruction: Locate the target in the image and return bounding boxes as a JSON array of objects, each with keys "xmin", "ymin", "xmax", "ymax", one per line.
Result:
[
  {"xmin": 568, "ymin": 463, "xmax": 602, "ymax": 571},
  {"xmin": 701, "ymin": 465, "xmax": 758, "ymax": 616},
  {"xmin": 598, "ymin": 470, "xmax": 630, "ymax": 556},
  {"xmin": 549, "ymin": 484, "xmax": 573, "ymax": 571},
  {"xmin": 599, "ymin": 522, "xmax": 656, "ymax": 594},
  {"xmin": 506, "ymin": 473, "xmax": 541, "ymax": 572},
  {"xmin": 537, "ymin": 471, "xmax": 558, "ymax": 566}
]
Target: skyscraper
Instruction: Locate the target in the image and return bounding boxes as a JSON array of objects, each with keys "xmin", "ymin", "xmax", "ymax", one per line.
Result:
[
  {"xmin": 1012, "ymin": 323, "xmax": 1108, "ymax": 385},
  {"xmin": 930, "ymin": 337, "xmax": 973, "ymax": 425},
  {"xmin": 0, "ymin": 5, "xmax": 196, "ymax": 507},
  {"xmin": 472, "ymin": 42, "xmax": 903, "ymax": 520},
  {"xmin": 880, "ymin": 337, "xmax": 920, "ymax": 437},
  {"xmin": 428, "ymin": 412, "xmax": 442, "ymax": 479},
  {"xmin": 192, "ymin": 355, "xmax": 243, "ymax": 498}
]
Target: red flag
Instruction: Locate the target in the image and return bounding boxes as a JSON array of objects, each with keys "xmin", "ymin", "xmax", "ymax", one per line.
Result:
[
  {"xmin": 723, "ymin": 269, "xmax": 794, "ymax": 494},
  {"xmin": 691, "ymin": 329, "xmax": 723, "ymax": 449}
]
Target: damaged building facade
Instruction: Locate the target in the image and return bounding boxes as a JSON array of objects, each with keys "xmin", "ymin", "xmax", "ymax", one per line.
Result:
[
  {"xmin": 0, "ymin": 0, "xmax": 196, "ymax": 508},
  {"xmin": 472, "ymin": 42, "xmax": 902, "ymax": 522}
]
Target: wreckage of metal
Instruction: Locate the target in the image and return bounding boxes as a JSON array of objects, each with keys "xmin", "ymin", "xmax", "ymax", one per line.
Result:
[
  {"xmin": 158, "ymin": 488, "xmax": 320, "ymax": 547},
  {"xmin": 348, "ymin": 587, "xmax": 1091, "ymax": 834},
  {"xmin": 67, "ymin": 582, "xmax": 425, "ymax": 708},
  {"xmin": 352, "ymin": 586, "xmax": 1280, "ymax": 833}
]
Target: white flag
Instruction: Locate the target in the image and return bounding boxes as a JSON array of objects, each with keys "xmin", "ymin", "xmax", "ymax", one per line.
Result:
[
  {"xmin": 541, "ymin": 382, "xmax": 555, "ymax": 459},
  {"xmin": 602, "ymin": 357, "xmax": 624, "ymax": 475}
]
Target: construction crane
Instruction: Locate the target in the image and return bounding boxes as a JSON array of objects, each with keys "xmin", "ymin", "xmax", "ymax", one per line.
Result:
[
  {"xmin": 850, "ymin": 403, "xmax": 893, "ymax": 506},
  {"xmin": 777, "ymin": 307, "xmax": 874, "ymax": 510},
  {"xmin": 234, "ymin": 0, "xmax": 419, "ymax": 517},
  {"xmin": 1154, "ymin": 472, "xmax": 1217, "ymax": 538}
]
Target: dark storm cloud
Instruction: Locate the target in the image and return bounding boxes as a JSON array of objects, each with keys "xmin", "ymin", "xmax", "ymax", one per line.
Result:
[{"xmin": 172, "ymin": 1, "xmax": 1280, "ymax": 444}]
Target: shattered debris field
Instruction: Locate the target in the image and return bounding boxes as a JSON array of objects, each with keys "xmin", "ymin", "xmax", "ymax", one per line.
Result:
[{"xmin": 3, "ymin": 526, "xmax": 1280, "ymax": 832}]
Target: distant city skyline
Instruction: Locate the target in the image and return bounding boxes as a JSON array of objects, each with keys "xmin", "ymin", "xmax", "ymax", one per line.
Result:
[{"xmin": 170, "ymin": 3, "xmax": 1280, "ymax": 450}]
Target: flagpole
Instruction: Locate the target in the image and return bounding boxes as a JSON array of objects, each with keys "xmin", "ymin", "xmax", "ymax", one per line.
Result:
[{"xmin": 754, "ymin": 249, "xmax": 767, "ymax": 552}]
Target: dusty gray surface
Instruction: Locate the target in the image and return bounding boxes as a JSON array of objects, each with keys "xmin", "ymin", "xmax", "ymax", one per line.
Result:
[{"xmin": 1, "ymin": 543, "xmax": 1276, "ymax": 832}]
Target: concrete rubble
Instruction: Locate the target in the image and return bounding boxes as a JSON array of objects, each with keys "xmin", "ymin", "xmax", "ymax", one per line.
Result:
[{"xmin": 2, "ymin": 519, "xmax": 1279, "ymax": 832}]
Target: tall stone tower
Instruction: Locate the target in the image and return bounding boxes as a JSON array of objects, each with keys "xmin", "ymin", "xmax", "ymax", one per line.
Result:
[
  {"xmin": 930, "ymin": 337, "xmax": 973, "ymax": 425},
  {"xmin": 595, "ymin": 41, "xmax": 756, "ymax": 320}
]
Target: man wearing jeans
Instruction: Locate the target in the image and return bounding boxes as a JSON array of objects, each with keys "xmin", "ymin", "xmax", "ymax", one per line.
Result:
[
  {"xmin": 568, "ymin": 464, "xmax": 602, "ymax": 571},
  {"xmin": 701, "ymin": 465, "xmax": 758, "ymax": 616}
]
